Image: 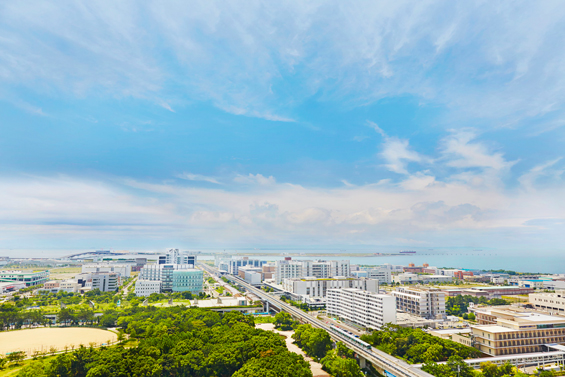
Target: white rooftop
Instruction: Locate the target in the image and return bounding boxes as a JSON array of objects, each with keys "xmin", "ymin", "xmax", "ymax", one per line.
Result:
[{"xmin": 473, "ymin": 325, "xmax": 518, "ymax": 333}]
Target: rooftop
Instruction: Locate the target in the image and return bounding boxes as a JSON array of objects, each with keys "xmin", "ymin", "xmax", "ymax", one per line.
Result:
[{"xmin": 473, "ymin": 325, "xmax": 518, "ymax": 333}]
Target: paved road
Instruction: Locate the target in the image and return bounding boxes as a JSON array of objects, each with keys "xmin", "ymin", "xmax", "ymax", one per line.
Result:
[{"xmin": 198, "ymin": 263, "xmax": 433, "ymax": 377}]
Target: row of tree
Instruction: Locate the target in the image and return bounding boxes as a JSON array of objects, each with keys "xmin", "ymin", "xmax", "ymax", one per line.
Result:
[
  {"xmin": 423, "ymin": 357, "xmax": 531, "ymax": 377},
  {"xmin": 361, "ymin": 324, "xmax": 480, "ymax": 364}
]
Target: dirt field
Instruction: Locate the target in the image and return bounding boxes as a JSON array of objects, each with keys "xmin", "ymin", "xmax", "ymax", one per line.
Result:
[{"xmin": 0, "ymin": 327, "xmax": 117, "ymax": 356}]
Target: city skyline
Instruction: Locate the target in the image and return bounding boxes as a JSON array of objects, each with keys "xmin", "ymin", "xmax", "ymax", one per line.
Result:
[{"xmin": 1, "ymin": 2, "xmax": 564, "ymax": 251}]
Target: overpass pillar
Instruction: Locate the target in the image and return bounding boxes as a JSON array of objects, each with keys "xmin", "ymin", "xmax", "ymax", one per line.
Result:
[
  {"xmin": 359, "ymin": 356, "xmax": 367, "ymax": 369},
  {"xmin": 265, "ymin": 301, "xmax": 270, "ymax": 313}
]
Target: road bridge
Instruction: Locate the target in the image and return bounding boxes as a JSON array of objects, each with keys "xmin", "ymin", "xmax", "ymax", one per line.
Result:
[{"xmin": 198, "ymin": 263, "xmax": 433, "ymax": 377}]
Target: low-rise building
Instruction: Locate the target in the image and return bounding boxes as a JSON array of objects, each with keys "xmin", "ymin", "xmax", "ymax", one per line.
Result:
[
  {"xmin": 135, "ymin": 280, "xmax": 162, "ymax": 297},
  {"xmin": 327, "ymin": 288, "xmax": 396, "ymax": 330},
  {"xmin": 442, "ymin": 288, "xmax": 490, "ymax": 298},
  {"xmin": 44, "ymin": 281, "xmax": 60, "ymax": 290},
  {"xmin": 244, "ymin": 271, "xmax": 262, "ymax": 285},
  {"xmin": 59, "ymin": 280, "xmax": 81, "ymax": 293},
  {"xmin": 0, "ymin": 270, "xmax": 49, "ymax": 287},
  {"xmin": 530, "ymin": 290, "xmax": 565, "ymax": 314},
  {"xmin": 392, "ymin": 287, "xmax": 446, "ymax": 319},
  {"xmin": 82, "ymin": 263, "xmax": 132, "ymax": 278},
  {"xmin": 393, "ymin": 273, "xmax": 452, "ymax": 284},
  {"xmin": 363, "ymin": 268, "xmax": 392, "ymax": 284},
  {"xmin": 467, "ymin": 307, "xmax": 565, "ymax": 356},
  {"xmin": 0, "ymin": 281, "xmax": 26, "ymax": 294},
  {"xmin": 262, "ymin": 264, "xmax": 276, "ymax": 280},
  {"xmin": 469, "ymin": 286, "xmax": 534, "ymax": 298},
  {"xmin": 491, "ymin": 277, "xmax": 507, "ymax": 285},
  {"xmin": 282, "ymin": 276, "xmax": 379, "ymax": 300},
  {"xmin": 218, "ymin": 257, "xmax": 265, "ymax": 275}
]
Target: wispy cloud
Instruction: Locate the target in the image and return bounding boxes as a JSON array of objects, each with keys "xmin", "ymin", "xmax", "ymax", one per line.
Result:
[
  {"xmin": 3, "ymin": 2, "xmax": 565, "ymax": 128},
  {"xmin": 234, "ymin": 173, "xmax": 276, "ymax": 186},
  {"xmin": 369, "ymin": 121, "xmax": 428, "ymax": 175},
  {"xmin": 441, "ymin": 129, "xmax": 515, "ymax": 171},
  {"xmin": 518, "ymin": 158, "xmax": 563, "ymax": 191},
  {"xmin": 176, "ymin": 172, "xmax": 221, "ymax": 185}
]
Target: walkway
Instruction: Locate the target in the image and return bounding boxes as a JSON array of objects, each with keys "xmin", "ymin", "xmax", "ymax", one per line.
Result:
[{"xmin": 256, "ymin": 323, "xmax": 330, "ymax": 377}]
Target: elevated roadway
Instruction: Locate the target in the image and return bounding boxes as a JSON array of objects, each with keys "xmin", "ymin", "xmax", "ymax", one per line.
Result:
[{"xmin": 198, "ymin": 263, "xmax": 433, "ymax": 377}]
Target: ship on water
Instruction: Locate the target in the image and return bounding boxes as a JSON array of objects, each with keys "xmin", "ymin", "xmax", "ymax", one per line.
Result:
[{"xmin": 399, "ymin": 250, "xmax": 416, "ymax": 254}]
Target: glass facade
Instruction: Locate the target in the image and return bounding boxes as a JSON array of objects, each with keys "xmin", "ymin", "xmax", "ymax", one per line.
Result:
[{"xmin": 172, "ymin": 270, "xmax": 203, "ymax": 293}]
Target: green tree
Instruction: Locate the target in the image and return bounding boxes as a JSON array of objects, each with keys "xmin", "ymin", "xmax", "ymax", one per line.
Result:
[
  {"xmin": 7, "ymin": 351, "xmax": 26, "ymax": 365},
  {"xmin": 274, "ymin": 312, "xmax": 295, "ymax": 331},
  {"xmin": 16, "ymin": 360, "xmax": 47, "ymax": 377},
  {"xmin": 233, "ymin": 352, "xmax": 312, "ymax": 377},
  {"xmin": 480, "ymin": 361, "xmax": 499, "ymax": 377},
  {"xmin": 446, "ymin": 356, "xmax": 473, "ymax": 377}
]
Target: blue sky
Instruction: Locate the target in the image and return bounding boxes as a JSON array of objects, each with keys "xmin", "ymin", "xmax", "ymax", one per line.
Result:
[{"xmin": 1, "ymin": 1, "xmax": 564, "ymax": 253}]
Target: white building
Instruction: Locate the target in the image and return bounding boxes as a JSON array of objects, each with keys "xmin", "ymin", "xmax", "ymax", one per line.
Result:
[
  {"xmin": 380, "ymin": 264, "xmax": 405, "ymax": 272},
  {"xmin": 327, "ymin": 288, "xmax": 396, "ymax": 330},
  {"xmin": 0, "ymin": 281, "xmax": 26, "ymax": 294},
  {"xmin": 82, "ymin": 263, "xmax": 132, "ymax": 278},
  {"xmin": 59, "ymin": 280, "xmax": 81, "ymax": 293},
  {"xmin": 159, "ymin": 249, "xmax": 196, "ymax": 267},
  {"xmin": 244, "ymin": 271, "xmax": 262, "ymax": 285},
  {"xmin": 491, "ymin": 277, "xmax": 506, "ymax": 284},
  {"xmin": 216, "ymin": 257, "xmax": 265, "ymax": 275},
  {"xmin": 393, "ymin": 273, "xmax": 452, "ymax": 284},
  {"xmin": 137, "ymin": 263, "xmax": 202, "ymax": 295},
  {"xmin": 530, "ymin": 290, "xmax": 565, "ymax": 314},
  {"xmin": 87, "ymin": 272, "xmax": 120, "ymax": 292},
  {"xmin": 283, "ymin": 276, "xmax": 379, "ymax": 299},
  {"xmin": 365, "ymin": 268, "xmax": 392, "ymax": 284},
  {"xmin": 135, "ymin": 280, "xmax": 162, "ymax": 297},
  {"xmin": 274, "ymin": 259, "xmax": 350, "ymax": 283},
  {"xmin": 392, "ymin": 287, "xmax": 446, "ymax": 319}
]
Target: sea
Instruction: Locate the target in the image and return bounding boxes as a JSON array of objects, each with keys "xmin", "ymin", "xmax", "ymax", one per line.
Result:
[{"xmin": 2, "ymin": 248, "xmax": 564, "ymax": 274}]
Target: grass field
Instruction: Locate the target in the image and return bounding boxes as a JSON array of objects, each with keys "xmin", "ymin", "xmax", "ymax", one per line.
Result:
[
  {"xmin": 48, "ymin": 267, "xmax": 82, "ymax": 280},
  {"xmin": 0, "ymin": 328, "xmax": 118, "ymax": 357}
]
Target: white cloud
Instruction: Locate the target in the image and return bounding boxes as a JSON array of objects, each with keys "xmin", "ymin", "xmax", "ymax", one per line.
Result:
[
  {"xmin": 176, "ymin": 172, "xmax": 221, "ymax": 184},
  {"xmin": 366, "ymin": 121, "xmax": 387, "ymax": 138},
  {"xmin": 234, "ymin": 173, "xmax": 276, "ymax": 186},
  {"xmin": 1, "ymin": 166, "xmax": 563, "ymax": 250},
  {"xmin": 441, "ymin": 129, "xmax": 515, "ymax": 171},
  {"xmin": 381, "ymin": 137, "xmax": 426, "ymax": 175},
  {"xmin": 518, "ymin": 158, "xmax": 563, "ymax": 191},
  {"xmin": 3, "ymin": 2, "xmax": 565, "ymax": 127},
  {"xmin": 159, "ymin": 102, "xmax": 175, "ymax": 112}
]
